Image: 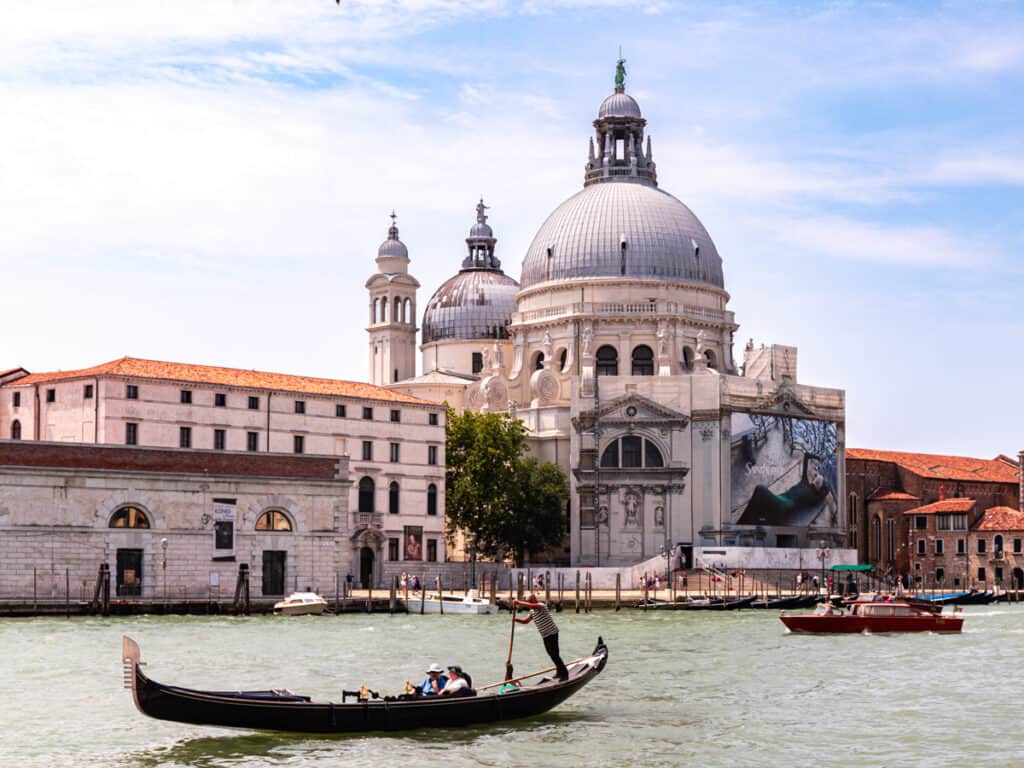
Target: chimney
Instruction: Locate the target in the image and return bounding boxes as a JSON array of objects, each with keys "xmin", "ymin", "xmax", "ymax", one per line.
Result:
[{"xmin": 1018, "ymin": 450, "xmax": 1024, "ymax": 512}]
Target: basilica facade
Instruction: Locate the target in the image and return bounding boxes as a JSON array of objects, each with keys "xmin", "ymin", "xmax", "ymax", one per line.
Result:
[{"xmin": 372, "ymin": 64, "xmax": 847, "ymax": 567}]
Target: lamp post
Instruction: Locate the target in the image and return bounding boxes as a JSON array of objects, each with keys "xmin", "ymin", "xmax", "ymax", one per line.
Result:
[
  {"xmin": 469, "ymin": 533, "xmax": 478, "ymax": 591},
  {"xmin": 816, "ymin": 541, "xmax": 831, "ymax": 597},
  {"xmin": 160, "ymin": 537, "xmax": 168, "ymax": 603}
]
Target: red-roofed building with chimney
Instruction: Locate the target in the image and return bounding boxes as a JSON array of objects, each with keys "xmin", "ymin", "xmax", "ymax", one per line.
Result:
[{"xmin": 847, "ymin": 448, "xmax": 1021, "ymax": 578}]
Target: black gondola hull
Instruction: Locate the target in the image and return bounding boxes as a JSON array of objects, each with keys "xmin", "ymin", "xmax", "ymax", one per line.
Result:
[{"xmin": 124, "ymin": 637, "xmax": 607, "ymax": 734}]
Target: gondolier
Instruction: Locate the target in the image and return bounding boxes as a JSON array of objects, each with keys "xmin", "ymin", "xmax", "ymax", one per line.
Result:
[{"xmin": 514, "ymin": 594, "xmax": 568, "ymax": 681}]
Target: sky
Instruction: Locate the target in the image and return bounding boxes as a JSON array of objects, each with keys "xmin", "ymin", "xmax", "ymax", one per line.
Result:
[{"xmin": 1, "ymin": 0, "xmax": 1022, "ymax": 458}]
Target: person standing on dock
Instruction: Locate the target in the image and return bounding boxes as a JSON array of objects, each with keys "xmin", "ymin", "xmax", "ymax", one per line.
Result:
[{"xmin": 514, "ymin": 594, "xmax": 568, "ymax": 682}]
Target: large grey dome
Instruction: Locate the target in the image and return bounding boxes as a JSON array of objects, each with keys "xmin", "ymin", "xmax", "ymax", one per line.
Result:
[
  {"xmin": 422, "ymin": 269, "xmax": 519, "ymax": 344},
  {"xmin": 520, "ymin": 182, "xmax": 724, "ymax": 290}
]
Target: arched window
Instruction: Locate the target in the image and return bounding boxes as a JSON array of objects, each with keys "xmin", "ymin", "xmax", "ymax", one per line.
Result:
[
  {"xmin": 705, "ymin": 349, "xmax": 717, "ymax": 370},
  {"xmin": 885, "ymin": 518, "xmax": 896, "ymax": 563},
  {"xmin": 372, "ymin": 298, "xmax": 378, "ymax": 324},
  {"xmin": 596, "ymin": 345, "xmax": 618, "ymax": 376},
  {"xmin": 11, "ymin": 420, "xmax": 21, "ymax": 440},
  {"xmin": 404, "ymin": 298, "xmax": 412, "ymax": 324},
  {"xmin": 381, "ymin": 300, "xmax": 388, "ymax": 323},
  {"xmin": 600, "ymin": 437, "xmax": 664, "ymax": 468},
  {"xmin": 995, "ymin": 535, "xmax": 1004, "ymax": 553},
  {"xmin": 394, "ymin": 297, "xmax": 402, "ymax": 323},
  {"xmin": 681, "ymin": 346, "xmax": 694, "ymax": 372},
  {"xmin": 427, "ymin": 483, "xmax": 438, "ymax": 516},
  {"xmin": 109, "ymin": 506, "xmax": 150, "ymax": 529},
  {"xmin": 631, "ymin": 345, "xmax": 654, "ymax": 375},
  {"xmin": 870, "ymin": 517, "xmax": 881, "ymax": 561},
  {"xmin": 389, "ymin": 481, "xmax": 400, "ymax": 515},
  {"xmin": 256, "ymin": 509, "xmax": 292, "ymax": 531},
  {"xmin": 559, "ymin": 348, "xmax": 568, "ymax": 372},
  {"xmin": 534, "ymin": 352, "xmax": 545, "ymax": 371},
  {"xmin": 358, "ymin": 477, "xmax": 375, "ymax": 513},
  {"xmin": 848, "ymin": 494, "xmax": 858, "ymax": 549}
]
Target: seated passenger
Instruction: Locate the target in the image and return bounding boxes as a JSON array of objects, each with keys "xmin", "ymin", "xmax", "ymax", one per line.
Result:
[
  {"xmin": 419, "ymin": 663, "xmax": 448, "ymax": 696},
  {"xmin": 439, "ymin": 665, "xmax": 474, "ymax": 697}
]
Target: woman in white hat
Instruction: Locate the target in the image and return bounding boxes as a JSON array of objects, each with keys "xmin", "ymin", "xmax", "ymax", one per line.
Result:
[{"xmin": 418, "ymin": 662, "xmax": 448, "ymax": 696}]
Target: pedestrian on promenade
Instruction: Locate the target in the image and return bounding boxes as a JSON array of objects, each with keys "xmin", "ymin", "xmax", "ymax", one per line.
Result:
[{"xmin": 514, "ymin": 593, "xmax": 569, "ymax": 682}]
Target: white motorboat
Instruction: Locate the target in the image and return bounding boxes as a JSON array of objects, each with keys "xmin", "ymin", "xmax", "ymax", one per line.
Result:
[
  {"xmin": 273, "ymin": 592, "xmax": 328, "ymax": 616},
  {"xmin": 405, "ymin": 589, "xmax": 497, "ymax": 615}
]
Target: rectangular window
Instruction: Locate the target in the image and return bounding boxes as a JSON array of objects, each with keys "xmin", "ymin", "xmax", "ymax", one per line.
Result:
[
  {"xmin": 957, "ymin": 538, "xmax": 966, "ymax": 554},
  {"xmin": 1015, "ymin": 539, "xmax": 1022, "ymax": 554},
  {"xmin": 429, "ymin": 413, "xmax": 438, "ymax": 426},
  {"xmin": 362, "ymin": 441, "xmax": 373, "ymax": 460},
  {"xmin": 248, "ymin": 396, "xmax": 260, "ymax": 410},
  {"xmin": 214, "ymin": 429, "xmax": 226, "ymax": 451},
  {"xmin": 428, "ymin": 445, "xmax": 438, "ymax": 465},
  {"xmin": 915, "ymin": 516, "xmax": 927, "ymax": 530},
  {"xmin": 215, "ymin": 393, "xmax": 227, "ymax": 407},
  {"xmin": 953, "ymin": 514, "xmax": 967, "ymax": 530},
  {"xmin": 916, "ymin": 539, "xmax": 925, "ymax": 555},
  {"xmin": 213, "ymin": 499, "xmax": 236, "ymax": 561},
  {"xmin": 83, "ymin": 385, "xmax": 93, "ymax": 400},
  {"xmin": 246, "ymin": 431, "xmax": 258, "ymax": 452},
  {"xmin": 125, "ymin": 385, "xmax": 138, "ymax": 400},
  {"xmin": 427, "ymin": 539, "xmax": 438, "ymax": 562},
  {"xmin": 388, "ymin": 538, "xmax": 400, "ymax": 561},
  {"xmin": 180, "ymin": 390, "xmax": 192, "ymax": 404},
  {"xmin": 179, "ymin": 426, "xmax": 192, "ymax": 448},
  {"xmin": 995, "ymin": 566, "xmax": 1004, "ymax": 582},
  {"xmin": 125, "ymin": 423, "xmax": 138, "ymax": 446},
  {"xmin": 13, "ymin": 392, "xmax": 21, "ymax": 407},
  {"xmin": 294, "ymin": 400, "xmax": 305, "ymax": 414},
  {"xmin": 336, "ymin": 404, "xmax": 346, "ymax": 418},
  {"xmin": 390, "ymin": 409, "xmax": 401, "ymax": 423},
  {"xmin": 46, "ymin": 388, "xmax": 56, "ymax": 403},
  {"xmin": 978, "ymin": 567, "xmax": 987, "ymax": 582},
  {"xmin": 363, "ymin": 406, "xmax": 373, "ymax": 420},
  {"xmin": 390, "ymin": 443, "xmax": 400, "ymax": 462},
  {"xmin": 935, "ymin": 539, "xmax": 944, "ymax": 555},
  {"xmin": 293, "ymin": 435, "xmax": 304, "ymax": 454},
  {"xmin": 472, "ymin": 352, "xmax": 483, "ymax": 374},
  {"xmin": 978, "ymin": 538, "xmax": 987, "ymax": 554}
]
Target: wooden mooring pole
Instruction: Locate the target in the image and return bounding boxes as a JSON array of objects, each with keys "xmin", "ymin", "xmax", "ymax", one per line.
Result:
[
  {"xmin": 615, "ymin": 572, "xmax": 621, "ymax": 611},
  {"xmin": 575, "ymin": 570, "xmax": 581, "ymax": 613}
]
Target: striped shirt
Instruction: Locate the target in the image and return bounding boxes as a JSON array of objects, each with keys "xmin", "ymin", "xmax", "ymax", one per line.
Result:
[{"xmin": 528, "ymin": 603, "xmax": 559, "ymax": 638}]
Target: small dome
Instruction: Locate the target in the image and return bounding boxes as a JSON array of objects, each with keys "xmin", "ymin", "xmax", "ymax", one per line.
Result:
[
  {"xmin": 470, "ymin": 222, "xmax": 493, "ymax": 238},
  {"xmin": 378, "ymin": 238, "xmax": 408, "ymax": 260},
  {"xmin": 520, "ymin": 182, "xmax": 723, "ymax": 290},
  {"xmin": 598, "ymin": 90, "xmax": 642, "ymax": 119},
  {"xmin": 422, "ymin": 270, "xmax": 519, "ymax": 345}
]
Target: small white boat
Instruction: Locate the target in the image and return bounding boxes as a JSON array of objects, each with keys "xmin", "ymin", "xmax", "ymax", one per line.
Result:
[
  {"xmin": 405, "ymin": 589, "xmax": 497, "ymax": 615},
  {"xmin": 273, "ymin": 592, "xmax": 328, "ymax": 616}
]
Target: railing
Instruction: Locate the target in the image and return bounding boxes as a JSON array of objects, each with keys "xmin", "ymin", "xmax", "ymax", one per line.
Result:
[
  {"xmin": 353, "ymin": 513, "xmax": 383, "ymax": 528},
  {"xmin": 518, "ymin": 300, "xmax": 734, "ymax": 325}
]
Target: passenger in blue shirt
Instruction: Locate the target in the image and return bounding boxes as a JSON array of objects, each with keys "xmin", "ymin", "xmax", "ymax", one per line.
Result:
[{"xmin": 419, "ymin": 663, "xmax": 448, "ymax": 696}]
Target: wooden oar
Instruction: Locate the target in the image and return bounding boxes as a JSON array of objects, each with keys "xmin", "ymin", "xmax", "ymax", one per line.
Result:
[
  {"xmin": 480, "ymin": 655, "xmax": 591, "ymax": 692},
  {"xmin": 504, "ymin": 604, "xmax": 517, "ymax": 681}
]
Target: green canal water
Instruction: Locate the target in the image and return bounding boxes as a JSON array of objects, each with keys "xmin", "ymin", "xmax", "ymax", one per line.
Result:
[{"xmin": 2, "ymin": 606, "xmax": 1021, "ymax": 767}]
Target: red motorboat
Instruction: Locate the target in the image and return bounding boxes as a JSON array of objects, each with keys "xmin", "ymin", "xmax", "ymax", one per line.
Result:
[{"xmin": 780, "ymin": 598, "xmax": 963, "ymax": 634}]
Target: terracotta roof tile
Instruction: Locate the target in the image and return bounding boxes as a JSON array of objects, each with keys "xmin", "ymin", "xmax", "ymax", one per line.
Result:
[
  {"xmin": 902, "ymin": 498, "xmax": 977, "ymax": 515},
  {"xmin": 976, "ymin": 506, "xmax": 1024, "ymax": 532},
  {"xmin": 868, "ymin": 488, "xmax": 920, "ymax": 502},
  {"xmin": 848, "ymin": 447, "xmax": 1019, "ymax": 484},
  {"xmin": 4, "ymin": 357, "xmax": 439, "ymax": 407}
]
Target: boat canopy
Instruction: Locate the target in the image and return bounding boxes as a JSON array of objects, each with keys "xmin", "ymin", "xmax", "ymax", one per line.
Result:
[{"xmin": 830, "ymin": 564, "xmax": 874, "ymax": 572}]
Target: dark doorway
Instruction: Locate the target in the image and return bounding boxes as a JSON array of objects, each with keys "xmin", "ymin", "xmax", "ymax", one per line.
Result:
[
  {"xmin": 1014, "ymin": 568, "xmax": 1024, "ymax": 589},
  {"xmin": 360, "ymin": 546, "xmax": 375, "ymax": 588},
  {"xmin": 116, "ymin": 548, "xmax": 143, "ymax": 596},
  {"xmin": 262, "ymin": 550, "xmax": 287, "ymax": 596}
]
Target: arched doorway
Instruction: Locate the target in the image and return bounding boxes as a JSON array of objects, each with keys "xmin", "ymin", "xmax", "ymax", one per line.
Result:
[
  {"xmin": 1014, "ymin": 568, "xmax": 1023, "ymax": 590},
  {"xmin": 360, "ymin": 546, "xmax": 375, "ymax": 588}
]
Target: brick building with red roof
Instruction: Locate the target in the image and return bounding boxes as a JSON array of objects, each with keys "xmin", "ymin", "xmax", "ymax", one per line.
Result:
[{"xmin": 847, "ymin": 448, "xmax": 1022, "ymax": 580}]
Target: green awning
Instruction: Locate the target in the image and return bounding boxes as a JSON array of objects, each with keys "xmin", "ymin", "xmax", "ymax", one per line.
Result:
[{"xmin": 830, "ymin": 564, "xmax": 875, "ymax": 572}]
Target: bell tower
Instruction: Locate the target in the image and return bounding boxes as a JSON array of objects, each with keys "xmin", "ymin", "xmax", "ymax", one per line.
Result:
[{"xmin": 366, "ymin": 212, "xmax": 419, "ymax": 385}]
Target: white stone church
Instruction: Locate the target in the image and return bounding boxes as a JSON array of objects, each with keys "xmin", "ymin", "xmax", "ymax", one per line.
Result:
[{"xmin": 369, "ymin": 64, "xmax": 848, "ymax": 568}]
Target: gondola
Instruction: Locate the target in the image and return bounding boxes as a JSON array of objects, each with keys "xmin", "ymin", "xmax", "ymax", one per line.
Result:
[
  {"xmin": 751, "ymin": 595, "xmax": 811, "ymax": 610},
  {"xmin": 122, "ymin": 635, "xmax": 608, "ymax": 733},
  {"xmin": 682, "ymin": 595, "xmax": 757, "ymax": 611}
]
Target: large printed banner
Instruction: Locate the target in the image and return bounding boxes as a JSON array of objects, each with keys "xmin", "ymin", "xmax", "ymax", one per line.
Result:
[{"xmin": 729, "ymin": 414, "xmax": 838, "ymax": 529}]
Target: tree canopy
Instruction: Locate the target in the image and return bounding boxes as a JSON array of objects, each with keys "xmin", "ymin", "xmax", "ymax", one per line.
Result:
[{"xmin": 445, "ymin": 409, "xmax": 567, "ymax": 566}]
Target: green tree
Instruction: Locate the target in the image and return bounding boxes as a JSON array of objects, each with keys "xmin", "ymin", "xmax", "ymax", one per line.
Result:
[{"xmin": 445, "ymin": 409, "xmax": 567, "ymax": 566}]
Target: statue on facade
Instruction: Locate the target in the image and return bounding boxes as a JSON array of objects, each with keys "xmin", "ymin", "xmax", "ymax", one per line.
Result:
[
  {"xmin": 615, "ymin": 57, "xmax": 626, "ymax": 90},
  {"xmin": 481, "ymin": 344, "xmax": 492, "ymax": 372},
  {"xmin": 624, "ymin": 493, "xmax": 639, "ymax": 528},
  {"xmin": 657, "ymin": 322, "xmax": 669, "ymax": 357},
  {"xmin": 581, "ymin": 324, "xmax": 593, "ymax": 356},
  {"xmin": 654, "ymin": 506, "xmax": 665, "ymax": 528},
  {"xmin": 596, "ymin": 505, "xmax": 609, "ymax": 527},
  {"xmin": 695, "ymin": 329, "xmax": 706, "ymax": 356},
  {"xmin": 493, "ymin": 340, "xmax": 504, "ymax": 369},
  {"xmin": 542, "ymin": 331, "xmax": 554, "ymax": 360},
  {"xmin": 507, "ymin": 400, "xmax": 517, "ymax": 419}
]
